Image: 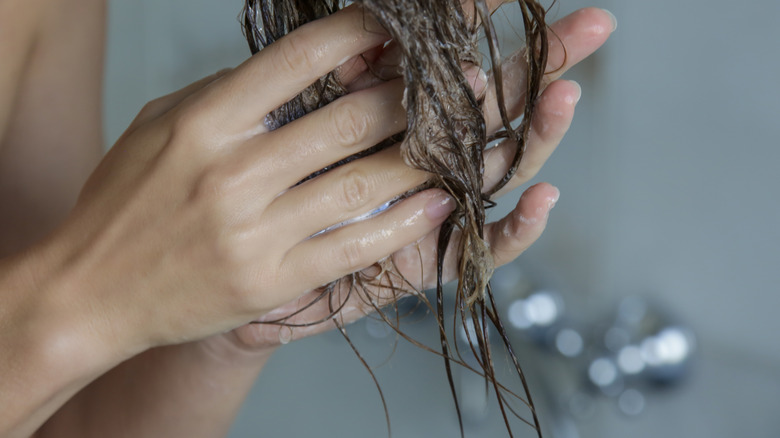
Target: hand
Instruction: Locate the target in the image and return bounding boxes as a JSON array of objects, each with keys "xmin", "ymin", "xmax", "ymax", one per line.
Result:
[
  {"xmin": 214, "ymin": 7, "xmax": 616, "ymax": 352},
  {"xmin": 38, "ymin": 5, "xmax": 467, "ymax": 363},
  {"xmin": 9, "ymin": 6, "xmax": 615, "ymax": 437}
]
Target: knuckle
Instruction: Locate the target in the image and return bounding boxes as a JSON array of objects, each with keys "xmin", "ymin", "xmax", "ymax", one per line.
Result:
[
  {"xmin": 169, "ymin": 107, "xmax": 200, "ymax": 137},
  {"xmin": 130, "ymin": 99, "xmax": 170, "ymax": 131},
  {"xmin": 196, "ymin": 167, "xmax": 228, "ymax": 200},
  {"xmin": 210, "ymin": 235, "xmax": 257, "ymax": 298},
  {"xmin": 138, "ymin": 99, "xmax": 164, "ymax": 120},
  {"xmin": 338, "ymin": 240, "xmax": 367, "ymax": 273},
  {"xmin": 339, "ymin": 169, "xmax": 372, "ymax": 212},
  {"xmin": 330, "ymin": 99, "xmax": 369, "ymax": 147},
  {"xmin": 277, "ymin": 32, "xmax": 321, "ymax": 75},
  {"xmin": 166, "ymin": 104, "xmax": 210, "ymax": 148},
  {"xmin": 191, "ymin": 164, "xmax": 244, "ymax": 209}
]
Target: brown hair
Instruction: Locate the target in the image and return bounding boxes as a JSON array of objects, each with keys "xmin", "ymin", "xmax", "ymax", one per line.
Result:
[{"xmin": 243, "ymin": 1, "xmax": 550, "ymax": 436}]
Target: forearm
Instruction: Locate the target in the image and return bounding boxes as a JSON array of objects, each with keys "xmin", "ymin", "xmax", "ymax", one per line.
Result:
[
  {"xmin": 38, "ymin": 336, "xmax": 275, "ymax": 438},
  {"xmin": 0, "ymin": 237, "xmax": 270, "ymax": 438},
  {"xmin": 0, "ymin": 245, "xmax": 120, "ymax": 438},
  {"xmin": 1, "ymin": 211, "xmax": 274, "ymax": 438}
]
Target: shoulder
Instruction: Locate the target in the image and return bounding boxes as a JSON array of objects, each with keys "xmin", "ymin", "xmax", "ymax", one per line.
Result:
[
  {"xmin": 0, "ymin": 0, "xmax": 106, "ymax": 146},
  {"xmin": 0, "ymin": 0, "xmax": 47, "ymax": 140},
  {"xmin": 0, "ymin": 0, "xmax": 106, "ymax": 255}
]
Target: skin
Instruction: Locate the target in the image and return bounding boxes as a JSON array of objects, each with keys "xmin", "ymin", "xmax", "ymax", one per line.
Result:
[{"xmin": 0, "ymin": 0, "xmax": 614, "ymax": 436}]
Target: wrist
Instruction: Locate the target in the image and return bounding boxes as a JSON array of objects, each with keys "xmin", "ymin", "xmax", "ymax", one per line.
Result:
[
  {"xmin": 32, "ymin": 228, "xmax": 143, "ymax": 363},
  {"xmin": 42, "ymin": 216, "xmax": 161, "ymax": 360},
  {"xmin": 0, "ymin": 243, "xmax": 122, "ymax": 436},
  {"xmin": 3, "ymin": 244, "xmax": 126, "ymax": 369}
]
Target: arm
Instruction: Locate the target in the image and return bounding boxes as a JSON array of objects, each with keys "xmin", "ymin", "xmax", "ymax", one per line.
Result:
[
  {"xmin": 0, "ymin": 1, "xmax": 111, "ymax": 435},
  {"xmin": 0, "ymin": 2, "xmax": 267, "ymax": 433},
  {"xmin": 39, "ymin": 7, "xmax": 614, "ymax": 438},
  {"xmin": 2, "ymin": 3, "xmax": 613, "ymax": 438},
  {"xmin": 36, "ymin": 336, "xmax": 275, "ymax": 437},
  {"xmin": 2, "ymin": 4, "xmax": 452, "ymax": 436}
]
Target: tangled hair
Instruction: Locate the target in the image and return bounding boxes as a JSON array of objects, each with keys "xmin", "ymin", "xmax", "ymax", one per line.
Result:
[{"xmin": 243, "ymin": 0, "xmax": 550, "ymax": 436}]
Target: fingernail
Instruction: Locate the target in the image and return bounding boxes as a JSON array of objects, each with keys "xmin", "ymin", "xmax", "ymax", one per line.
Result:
[
  {"xmin": 425, "ymin": 193, "xmax": 456, "ymax": 220},
  {"xmin": 376, "ymin": 64, "xmax": 402, "ymax": 80},
  {"xmin": 464, "ymin": 65, "xmax": 488, "ymax": 98},
  {"xmin": 601, "ymin": 8, "xmax": 618, "ymax": 32},
  {"xmin": 568, "ymin": 80, "xmax": 582, "ymax": 104},
  {"xmin": 545, "ymin": 187, "xmax": 560, "ymax": 217}
]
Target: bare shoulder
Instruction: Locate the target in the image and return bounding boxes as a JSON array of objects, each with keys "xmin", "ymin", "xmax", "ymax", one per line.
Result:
[
  {"xmin": 0, "ymin": 0, "xmax": 47, "ymax": 140},
  {"xmin": 0, "ymin": 0, "xmax": 106, "ymax": 255},
  {"xmin": 0, "ymin": 0, "xmax": 106, "ymax": 141}
]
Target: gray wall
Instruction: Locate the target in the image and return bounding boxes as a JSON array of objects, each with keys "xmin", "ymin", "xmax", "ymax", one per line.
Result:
[{"xmin": 104, "ymin": 1, "xmax": 780, "ymax": 437}]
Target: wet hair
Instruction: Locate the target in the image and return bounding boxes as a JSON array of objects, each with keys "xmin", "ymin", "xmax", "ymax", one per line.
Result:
[{"xmin": 243, "ymin": 1, "xmax": 550, "ymax": 436}]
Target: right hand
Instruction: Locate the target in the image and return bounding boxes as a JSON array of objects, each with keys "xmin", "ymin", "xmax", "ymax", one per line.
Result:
[{"xmin": 44, "ymin": 5, "xmax": 455, "ymax": 359}]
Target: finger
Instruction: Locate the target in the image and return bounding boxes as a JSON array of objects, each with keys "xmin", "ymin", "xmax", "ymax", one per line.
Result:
[
  {"xmin": 334, "ymin": 44, "xmax": 384, "ymax": 86},
  {"xmin": 483, "ymin": 7, "xmax": 615, "ymax": 134},
  {"xmin": 484, "ymin": 182, "xmax": 559, "ymax": 267},
  {"xmin": 325, "ymin": 0, "xmax": 510, "ymax": 89},
  {"xmin": 249, "ymin": 79, "xmax": 407, "ymax": 191},
  {"xmin": 483, "ymin": 79, "xmax": 579, "ymax": 197},
  {"xmin": 130, "ymin": 69, "xmax": 231, "ymax": 127},
  {"xmin": 347, "ymin": 47, "xmax": 488, "ymax": 96},
  {"xmin": 236, "ymin": 278, "xmax": 392, "ymax": 349},
  {"xmin": 243, "ymin": 184, "xmax": 558, "ymax": 348},
  {"xmin": 198, "ymin": 5, "xmax": 391, "ymax": 135},
  {"xmin": 344, "ymin": 0, "xmax": 508, "ymax": 92},
  {"xmin": 391, "ymin": 182, "xmax": 558, "ymax": 289},
  {"xmin": 460, "ymin": 0, "xmax": 512, "ymax": 25},
  {"xmin": 265, "ymin": 145, "xmax": 428, "ymax": 244},
  {"xmin": 344, "ymin": 42, "xmax": 402, "ymax": 92},
  {"xmin": 242, "ymin": 185, "xmax": 557, "ymax": 350},
  {"xmin": 280, "ymin": 189, "xmax": 455, "ymax": 298}
]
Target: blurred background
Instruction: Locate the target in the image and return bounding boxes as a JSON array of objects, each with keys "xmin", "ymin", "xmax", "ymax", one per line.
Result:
[{"xmin": 104, "ymin": 0, "xmax": 780, "ymax": 437}]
